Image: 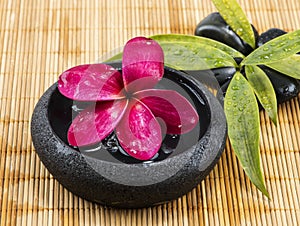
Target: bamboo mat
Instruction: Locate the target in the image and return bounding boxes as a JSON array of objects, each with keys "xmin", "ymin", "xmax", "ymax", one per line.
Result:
[{"xmin": 0, "ymin": 0, "xmax": 300, "ymax": 225}]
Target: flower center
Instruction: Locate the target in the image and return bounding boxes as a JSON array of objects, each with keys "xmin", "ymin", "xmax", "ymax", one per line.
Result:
[{"xmin": 125, "ymin": 91, "xmax": 134, "ymax": 100}]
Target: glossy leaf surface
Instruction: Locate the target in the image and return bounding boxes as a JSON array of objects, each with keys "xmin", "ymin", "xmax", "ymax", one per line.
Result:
[
  {"xmin": 151, "ymin": 34, "xmax": 244, "ymax": 59},
  {"xmin": 266, "ymin": 55, "xmax": 300, "ymax": 79},
  {"xmin": 224, "ymin": 72, "xmax": 269, "ymax": 197},
  {"xmin": 105, "ymin": 34, "xmax": 244, "ymax": 65},
  {"xmin": 158, "ymin": 41, "xmax": 237, "ymax": 70},
  {"xmin": 242, "ymin": 29, "xmax": 300, "ymax": 65},
  {"xmin": 245, "ymin": 65, "xmax": 277, "ymax": 124},
  {"xmin": 105, "ymin": 52, "xmax": 123, "ymax": 62},
  {"xmin": 211, "ymin": 0, "xmax": 256, "ymax": 48}
]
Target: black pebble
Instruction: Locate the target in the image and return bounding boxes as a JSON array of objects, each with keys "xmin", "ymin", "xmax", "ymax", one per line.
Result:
[
  {"xmin": 195, "ymin": 12, "xmax": 259, "ymax": 56},
  {"xmin": 257, "ymin": 28, "xmax": 287, "ymax": 47},
  {"xmin": 259, "ymin": 65, "xmax": 300, "ymax": 104}
]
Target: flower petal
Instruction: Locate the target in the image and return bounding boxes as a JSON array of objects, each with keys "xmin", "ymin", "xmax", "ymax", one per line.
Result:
[
  {"xmin": 68, "ymin": 99, "xmax": 128, "ymax": 147},
  {"xmin": 58, "ymin": 64, "xmax": 125, "ymax": 101},
  {"xmin": 122, "ymin": 37, "xmax": 164, "ymax": 93},
  {"xmin": 115, "ymin": 99, "xmax": 162, "ymax": 160},
  {"xmin": 135, "ymin": 89, "xmax": 199, "ymax": 134}
]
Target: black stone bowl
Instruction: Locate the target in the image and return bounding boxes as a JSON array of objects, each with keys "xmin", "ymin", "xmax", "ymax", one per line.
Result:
[{"xmin": 31, "ymin": 65, "xmax": 227, "ymax": 208}]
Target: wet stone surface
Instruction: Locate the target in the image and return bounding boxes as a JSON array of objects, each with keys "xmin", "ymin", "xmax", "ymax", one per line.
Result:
[{"xmin": 195, "ymin": 13, "xmax": 300, "ymax": 104}]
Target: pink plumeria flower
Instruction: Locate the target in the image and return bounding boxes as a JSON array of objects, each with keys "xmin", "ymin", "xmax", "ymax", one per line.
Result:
[{"xmin": 58, "ymin": 37, "xmax": 199, "ymax": 160}]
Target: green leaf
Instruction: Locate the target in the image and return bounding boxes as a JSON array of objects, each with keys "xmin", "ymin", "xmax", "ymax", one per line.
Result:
[
  {"xmin": 150, "ymin": 34, "xmax": 244, "ymax": 59},
  {"xmin": 245, "ymin": 65, "xmax": 277, "ymax": 125},
  {"xmin": 224, "ymin": 72, "xmax": 269, "ymax": 198},
  {"xmin": 211, "ymin": 0, "xmax": 255, "ymax": 48},
  {"xmin": 105, "ymin": 52, "xmax": 123, "ymax": 62},
  {"xmin": 158, "ymin": 42, "xmax": 237, "ymax": 70},
  {"xmin": 150, "ymin": 34, "xmax": 239, "ymax": 70},
  {"xmin": 242, "ymin": 29, "xmax": 300, "ymax": 65},
  {"xmin": 105, "ymin": 34, "xmax": 243, "ymax": 70},
  {"xmin": 266, "ymin": 54, "xmax": 300, "ymax": 79}
]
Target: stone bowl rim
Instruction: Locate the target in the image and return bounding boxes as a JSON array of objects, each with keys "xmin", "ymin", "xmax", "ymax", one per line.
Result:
[{"xmin": 31, "ymin": 66, "xmax": 225, "ymax": 168}]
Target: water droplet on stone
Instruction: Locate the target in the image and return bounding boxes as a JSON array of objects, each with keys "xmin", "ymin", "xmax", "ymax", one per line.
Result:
[
  {"xmin": 162, "ymin": 146, "xmax": 175, "ymax": 154},
  {"xmin": 150, "ymin": 152, "xmax": 159, "ymax": 160},
  {"xmin": 171, "ymin": 134, "xmax": 179, "ymax": 139},
  {"xmin": 72, "ymin": 105, "xmax": 83, "ymax": 112},
  {"xmin": 82, "ymin": 144, "xmax": 104, "ymax": 153}
]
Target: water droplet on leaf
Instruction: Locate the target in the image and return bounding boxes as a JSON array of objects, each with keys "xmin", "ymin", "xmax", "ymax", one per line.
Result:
[{"xmin": 231, "ymin": 85, "xmax": 240, "ymax": 90}]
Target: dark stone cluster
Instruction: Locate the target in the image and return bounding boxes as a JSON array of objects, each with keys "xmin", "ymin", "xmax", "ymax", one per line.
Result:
[{"xmin": 195, "ymin": 12, "xmax": 300, "ymax": 104}]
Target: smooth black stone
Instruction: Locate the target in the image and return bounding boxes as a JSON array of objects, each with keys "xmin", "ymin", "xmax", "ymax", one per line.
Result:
[
  {"xmin": 257, "ymin": 28, "xmax": 287, "ymax": 47},
  {"xmin": 257, "ymin": 29, "xmax": 300, "ymax": 103},
  {"xmin": 259, "ymin": 65, "xmax": 300, "ymax": 104},
  {"xmin": 220, "ymin": 79, "xmax": 231, "ymax": 97},
  {"xmin": 31, "ymin": 66, "xmax": 227, "ymax": 208},
  {"xmin": 184, "ymin": 67, "xmax": 236, "ymax": 87},
  {"xmin": 194, "ymin": 12, "xmax": 258, "ymax": 56}
]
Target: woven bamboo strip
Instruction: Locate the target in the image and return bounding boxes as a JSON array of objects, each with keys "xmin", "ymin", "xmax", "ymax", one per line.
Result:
[
  {"xmin": 260, "ymin": 114, "xmax": 282, "ymax": 226},
  {"xmin": 276, "ymin": 107, "xmax": 297, "ymax": 225},
  {"xmin": 33, "ymin": 0, "xmax": 46, "ymax": 224},
  {"xmin": 215, "ymin": 155, "xmax": 230, "ymax": 225},
  {"xmin": 1, "ymin": 1, "xmax": 22, "ymax": 225},
  {"xmin": 0, "ymin": 0, "xmax": 11, "ymax": 220},
  {"xmin": 17, "ymin": 0, "xmax": 30, "ymax": 225},
  {"xmin": 15, "ymin": 0, "xmax": 32, "ymax": 225},
  {"xmin": 1, "ymin": 0, "xmax": 300, "ymax": 225}
]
